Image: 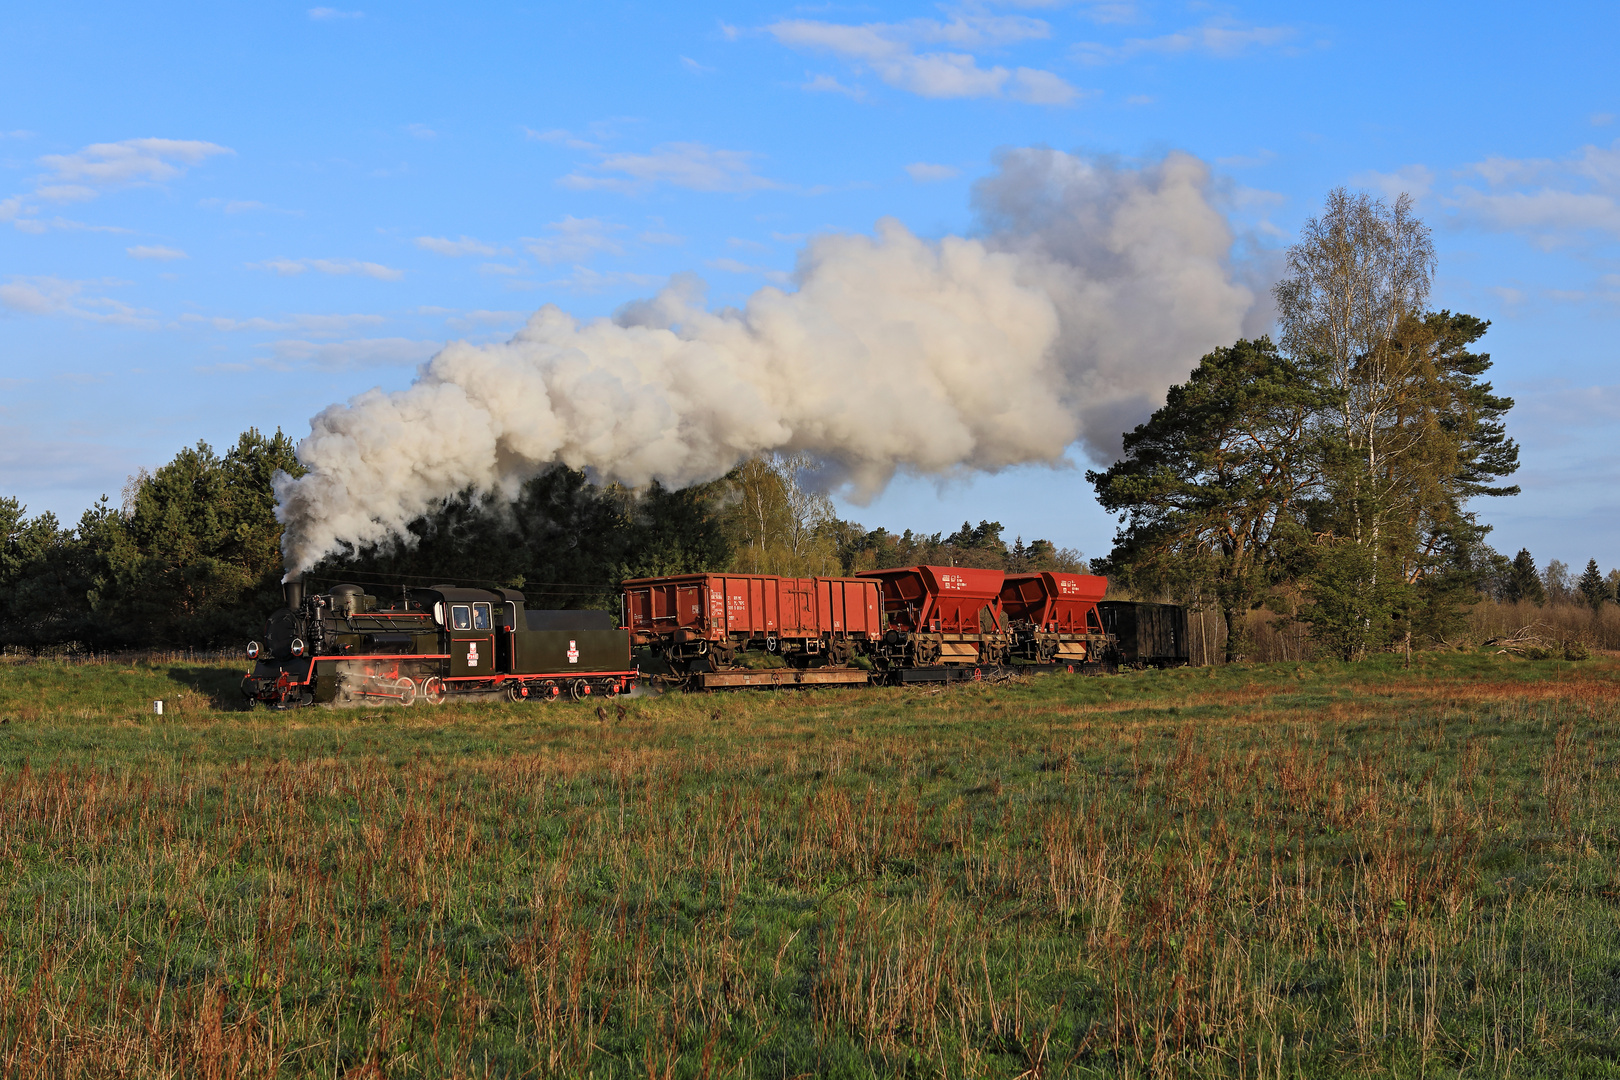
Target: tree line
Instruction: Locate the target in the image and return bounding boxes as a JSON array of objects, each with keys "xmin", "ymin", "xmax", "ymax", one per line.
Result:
[
  {"xmin": 1087, "ymin": 189, "xmax": 1608, "ymax": 660},
  {"xmin": 0, "ymin": 440, "xmax": 1081, "ymax": 651},
  {"xmin": 4, "ymin": 188, "xmax": 1601, "ymax": 659}
]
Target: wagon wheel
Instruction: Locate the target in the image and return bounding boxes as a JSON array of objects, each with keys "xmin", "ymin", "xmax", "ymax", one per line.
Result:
[
  {"xmin": 421, "ymin": 676, "xmax": 446, "ymax": 705},
  {"xmin": 395, "ymin": 677, "xmax": 418, "ymax": 707},
  {"xmin": 505, "ymin": 680, "xmax": 526, "ymax": 703},
  {"xmin": 569, "ymin": 678, "xmax": 590, "ymax": 702}
]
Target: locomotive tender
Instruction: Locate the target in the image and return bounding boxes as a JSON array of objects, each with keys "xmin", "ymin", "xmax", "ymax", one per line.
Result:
[{"xmin": 241, "ymin": 579, "xmax": 636, "ymax": 707}]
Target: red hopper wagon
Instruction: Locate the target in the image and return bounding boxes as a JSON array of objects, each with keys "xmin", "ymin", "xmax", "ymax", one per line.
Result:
[
  {"xmin": 999, "ymin": 572, "xmax": 1110, "ymax": 664},
  {"xmin": 856, "ymin": 565, "xmax": 1010, "ymax": 668}
]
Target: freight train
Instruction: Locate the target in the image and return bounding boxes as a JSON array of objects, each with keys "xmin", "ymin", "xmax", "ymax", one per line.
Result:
[
  {"xmin": 623, "ymin": 565, "xmax": 1186, "ymax": 689},
  {"xmin": 242, "ymin": 567, "xmax": 1188, "ymax": 706}
]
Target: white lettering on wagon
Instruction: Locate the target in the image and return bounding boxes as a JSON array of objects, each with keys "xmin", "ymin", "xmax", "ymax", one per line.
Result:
[
  {"xmin": 567, "ymin": 639, "xmax": 579, "ymax": 664},
  {"xmin": 467, "ymin": 642, "xmax": 479, "ymax": 668}
]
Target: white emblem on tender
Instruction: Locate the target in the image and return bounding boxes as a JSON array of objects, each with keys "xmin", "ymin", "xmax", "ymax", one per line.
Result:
[
  {"xmin": 467, "ymin": 642, "xmax": 479, "ymax": 668},
  {"xmin": 567, "ymin": 639, "xmax": 579, "ymax": 664}
]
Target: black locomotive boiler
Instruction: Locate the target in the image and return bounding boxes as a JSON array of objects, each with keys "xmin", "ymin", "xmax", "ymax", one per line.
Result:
[{"xmin": 241, "ymin": 579, "xmax": 636, "ymax": 707}]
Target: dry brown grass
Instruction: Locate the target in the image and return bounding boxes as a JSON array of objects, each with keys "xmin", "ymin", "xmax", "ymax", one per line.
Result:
[{"xmin": 0, "ymin": 653, "xmax": 1615, "ymax": 1076}]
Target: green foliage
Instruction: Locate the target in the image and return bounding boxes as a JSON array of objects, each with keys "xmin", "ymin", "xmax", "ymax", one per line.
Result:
[
  {"xmin": 1577, "ymin": 558, "xmax": 1608, "ymax": 612},
  {"xmin": 1505, "ymin": 548, "xmax": 1546, "ymax": 605},
  {"xmin": 1297, "ymin": 536, "xmax": 1400, "ymax": 660},
  {"xmin": 1089, "ymin": 337, "xmax": 1326, "ymax": 661},
  {"xmin": 314, "ymin": 465, "xmax": 733, "ymax": 613},
  {"xmin": 1, "ymin": 429, "xmax": 304, "ymax": 651}
]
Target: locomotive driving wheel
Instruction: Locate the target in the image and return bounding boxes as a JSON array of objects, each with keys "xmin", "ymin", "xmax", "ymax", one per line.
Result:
[
  {"xmin": 421, "ymin": 677, "xmax": 446, "ymax": 705},
  {"xmin": 395, "ymin": 677, "xmax": 417, "ymax": 707}
]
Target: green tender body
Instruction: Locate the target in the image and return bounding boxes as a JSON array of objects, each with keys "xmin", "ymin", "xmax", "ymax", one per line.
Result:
[{"xmin": 510, "ymin": 629, "xmax": 630, "ymax": 675}]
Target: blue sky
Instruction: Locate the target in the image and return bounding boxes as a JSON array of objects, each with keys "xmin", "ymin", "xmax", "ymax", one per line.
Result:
[{"xmin": 3, "ymin": 0, "xmax": 1617, "ymax": 569}]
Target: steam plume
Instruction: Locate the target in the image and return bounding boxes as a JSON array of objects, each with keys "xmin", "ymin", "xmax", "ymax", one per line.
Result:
[{"xmin": 275, "ymin": 149, "xmax": 1256, "ymax": 574}]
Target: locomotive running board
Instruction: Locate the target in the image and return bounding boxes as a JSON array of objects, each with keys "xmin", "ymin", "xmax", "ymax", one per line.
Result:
[{"xmin": 692, "ymin": 667, "xmax": 873, "ymax": 689}]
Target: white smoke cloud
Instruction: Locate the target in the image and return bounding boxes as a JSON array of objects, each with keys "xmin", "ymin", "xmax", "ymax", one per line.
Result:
[{"xmin": 275, "ymin": 149, "xmax": 1255, "ymax": 573}]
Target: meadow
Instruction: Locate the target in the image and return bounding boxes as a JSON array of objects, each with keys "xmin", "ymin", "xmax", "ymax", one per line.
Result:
[{"xmin": 0, "ymin": 653, "xmax": 1616, "ymax": 1078}]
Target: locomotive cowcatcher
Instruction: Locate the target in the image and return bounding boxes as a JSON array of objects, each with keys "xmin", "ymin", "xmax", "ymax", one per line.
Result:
[{"xmin": 242, "ymin": 579, "xmax": 636, "ymax": 707}]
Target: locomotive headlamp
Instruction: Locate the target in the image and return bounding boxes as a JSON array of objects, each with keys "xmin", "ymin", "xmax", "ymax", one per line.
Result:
[
  {"xmin": 290, "ymin": 637, "xmax": 306, "ymax": 658},
  {"xmin": 246, "ymin": 641, "xmax": 261, "ymax": 660}
]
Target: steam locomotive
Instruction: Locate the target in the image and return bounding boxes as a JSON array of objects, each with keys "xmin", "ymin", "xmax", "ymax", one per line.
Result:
[
  {"xmin": 241, "ymin": 579, "xmax": 636, "ymax": 708},
  {"xmin": 242, "ymin": 567, "xmax": 1188, "ymax": 706}
]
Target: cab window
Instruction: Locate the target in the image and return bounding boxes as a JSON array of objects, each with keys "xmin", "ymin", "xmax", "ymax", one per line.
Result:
[
  {"xmin": 451, "ymin": 604, "xmax": 471, "ymax": 630},
  {"xmin": 473, "ymin": 603, "xmax": 492, "ymax": 630}
]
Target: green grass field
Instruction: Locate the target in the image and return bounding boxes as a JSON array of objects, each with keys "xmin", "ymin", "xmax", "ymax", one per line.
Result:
[{"xmin": 0, "ymin": 653, "xmax": 1617, "ymax": 1078}]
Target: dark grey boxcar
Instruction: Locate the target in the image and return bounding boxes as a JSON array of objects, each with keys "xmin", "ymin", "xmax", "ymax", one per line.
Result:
[{"xmin": 1097, "ymin": 601, "xmax": 1191, "ymax": 668}]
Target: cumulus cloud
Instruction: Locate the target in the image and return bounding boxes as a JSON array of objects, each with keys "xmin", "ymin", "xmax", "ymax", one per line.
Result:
[
  {"xmin": 769, "ymin": 14, "xmax": 1080, "ymax": 104},
  {"xmin": 275, "ymin": 148, "xmax": 1256, "ymax": 572},
  {"xmin": 249, "ymin": 257, "xmax": 404, "ymax": 280},
  {"xmin": 560, "ymin": 143, "xmax": 783, "ymax": 194},
  {"xmin": 126, "ymin": 244, "xmax": 188, "ymax": 260},
  {"xmin": 415, "ymin": 235, "xmax": 500, "ymax": 257}
]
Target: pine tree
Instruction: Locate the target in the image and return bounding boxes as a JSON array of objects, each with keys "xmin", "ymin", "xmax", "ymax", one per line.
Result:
[
  {"xmin": 1505, "ymin": 548, "xmax": 1545, "ymax": 605},
  {"xmin": 1578, "ymin": 559, "xmax": 1607, "ymax": 612}
]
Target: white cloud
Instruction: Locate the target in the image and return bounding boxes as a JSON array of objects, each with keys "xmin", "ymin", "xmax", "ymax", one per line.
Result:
[
  {"xmin": 767, "ymin": 15, "xmax": 1079, "ymax": 104},
  {"xmin": 309, "ymin": 7, "xmax": 362, "ymax": 19},
  {"xmin": 533, "ymin": 267, "xmax": 662, "ymax": 291},
  {"xmin": 178, "ymin": 312, "xmax": 385, "ymax": 336},
  {"xmin": 0, "ymin": 276, "xmax": 157, "ymax": 327},
  {"xmin": 681, "ymin": 56, "xmax": 716, "ymax": 74},
  {"xmin": 1446, "ymin": 138, "xmax": 1620, "ymax": 244},
  {"xmin": 443, "ymin": 309, "xmax": 526, "ymax": 332},
  {"xmin": 198, "ymin": 197, "xmax": 296, "ymax": 215},
  {"xmin": 415, "ymin": 235, "xmax": 500, "ymax": 257},
  {"xmin": 706, "ymin": 257, "xmax": 791, "ymax": 284},
  {"xmin": 906, "ymin": 162, "xmax": 961, "ymax": 182},
  {"xmin": 639, "ymin": 230, "xmax": 685, "ymax": 245},
  {"xmin": 126, "ymin": 244, "xmax": 187, "ymax": 261},
  {"xmin": 522, "ymin": 127, "xmax": 601, "ymax": 151},
  {"xmin": 249, "ymin": 257, "xmax": 404, "ymax": 280},
  {"xmin": 35, "ymin": 138, "xmax": 232, "ymax": 197},
  {"xmin": 406, "ymin": 123, "xmax": 437, "ymax": 139},
  {"xmin": 1075, "ymin": 20, "xmax": 1299, "ymax": 64},
  {"xmin": 1593, "ymin": 113, "xmax": 1616, "ymax": 127},
  {"xmin": 524, "ymin": 216, "xmax": 626, "ymax": 263},
  {"xmin": 801, "ymin": 73, "xmax": 865, "ymax": 98},
  {"xmin": 561, "ymin": 143, "xmax": 783, "ymax": 194},
  {"xmin": 265, "ymin": 337, "xmax": 437, "ymax": 370},
  {"xmin": 1350, "ymin": 164, "xmax": 1435, "ymax": 201}
]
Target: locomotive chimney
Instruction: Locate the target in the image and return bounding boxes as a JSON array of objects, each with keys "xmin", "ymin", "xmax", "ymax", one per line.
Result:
[{"xmin": 283, "ymin": 577, "xmax": 304, "ymax": 611}]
